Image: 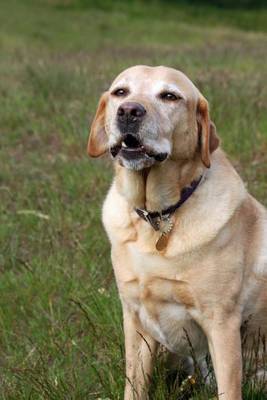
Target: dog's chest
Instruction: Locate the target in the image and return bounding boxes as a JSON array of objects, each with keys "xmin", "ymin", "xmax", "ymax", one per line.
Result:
[
  {"xmin": 119, "ymin": 243, "xmax": 197, "ymax": 352},
  {"xmin": 123, "ymin": 277, "xmax": 195, "ymax": 353},
  {"xmin": 102, "ymin": 185, "xmax": 204, "ymax": 351},
  {"xmin": 139, "ymin": 299, "xmax": 192, "ymax": 352}
]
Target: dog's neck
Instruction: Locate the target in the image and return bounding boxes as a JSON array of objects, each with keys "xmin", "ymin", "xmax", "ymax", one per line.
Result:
[{"xmin": 114, "ymin": 157, "xmax": 205, "ymax": 212}]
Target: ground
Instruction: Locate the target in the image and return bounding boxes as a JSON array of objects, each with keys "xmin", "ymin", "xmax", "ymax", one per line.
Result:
[{"xmin": 0, "ymin": 0, "xmax": 267, "ymax": 398}]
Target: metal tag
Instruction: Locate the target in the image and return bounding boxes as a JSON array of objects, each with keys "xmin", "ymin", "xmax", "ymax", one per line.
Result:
[
  {"xmin": 155, "ymin": 215, "xmax": 174, "ymax": 251},
  {"xmin": 156, "ymin": 233, "xmax": 169, "ymax": 251}
]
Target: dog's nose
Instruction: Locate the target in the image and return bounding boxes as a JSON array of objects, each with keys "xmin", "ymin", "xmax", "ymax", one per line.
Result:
[{"xmin": 117, "ymin": 102, "xmax": 146, "ymax": 124}]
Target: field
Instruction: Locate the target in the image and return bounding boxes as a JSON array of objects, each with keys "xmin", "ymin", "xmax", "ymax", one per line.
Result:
[{"xmin": 0, "ymin": 0, "xmax": 267, "ymax": 398}]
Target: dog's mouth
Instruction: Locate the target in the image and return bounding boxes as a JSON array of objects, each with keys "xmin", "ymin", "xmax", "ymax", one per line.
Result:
[{"xmin": 110, "ymin": 134, "xmax": 168, "ymax": 162}]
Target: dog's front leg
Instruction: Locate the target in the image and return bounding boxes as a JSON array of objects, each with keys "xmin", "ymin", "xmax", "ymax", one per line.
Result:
[
  {"xmin": 205, "ymin": 315, "xmax": 242, "ymax": 400},
  {"xmin": 123, "ymin": 306, "xmax": 158, "ymax": 400}
]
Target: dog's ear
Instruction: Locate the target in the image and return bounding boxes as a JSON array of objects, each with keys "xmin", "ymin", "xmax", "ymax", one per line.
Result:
[
  {"xmin": 87, "ymin": 92, "xmax": 109, "ymax": 157},
  {"xmin": 197, "ymin": 96, "xmax": 220, "ymax": 168}
]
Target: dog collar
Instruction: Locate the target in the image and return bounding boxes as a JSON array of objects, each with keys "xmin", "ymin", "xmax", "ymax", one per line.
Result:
[{"xmin": 135, "ymin": 175, "xmax": 203, "ymax": 231}]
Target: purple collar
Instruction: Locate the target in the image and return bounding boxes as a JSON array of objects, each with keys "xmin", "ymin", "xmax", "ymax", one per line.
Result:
[{"xmin": 135, "ymin": 175, "xmax": 203, "ymax": 231}]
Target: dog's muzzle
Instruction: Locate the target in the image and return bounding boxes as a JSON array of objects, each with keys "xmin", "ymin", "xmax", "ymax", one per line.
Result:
[{"xmin": 110, "ymin": 102, "xmax": 168, "ymax": 165}]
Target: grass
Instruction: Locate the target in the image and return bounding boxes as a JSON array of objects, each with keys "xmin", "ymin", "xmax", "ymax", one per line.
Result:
[{"xmin": 0, "ymin": 0, "xmax": 267, "ymax": 398}]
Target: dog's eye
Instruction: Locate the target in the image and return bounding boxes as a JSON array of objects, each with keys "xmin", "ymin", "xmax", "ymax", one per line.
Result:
[
  {"xmin": 112, "ymin": 88, "xmax": 129, "ymax": 97},
  {"xmin": 159, "ymin": 92, "xmax": 179, "ymax": 101}
]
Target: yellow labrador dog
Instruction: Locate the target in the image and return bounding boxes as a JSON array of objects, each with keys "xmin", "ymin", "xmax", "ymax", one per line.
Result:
[{"xmin": 88, "ymin": 66, "xmax": 267, "ymax": 400}]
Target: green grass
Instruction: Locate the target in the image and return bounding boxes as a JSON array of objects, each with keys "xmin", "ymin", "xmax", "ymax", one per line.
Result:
[{"xmin": 0, "ymin": 0, "xmax": 267, "ymax": 398}]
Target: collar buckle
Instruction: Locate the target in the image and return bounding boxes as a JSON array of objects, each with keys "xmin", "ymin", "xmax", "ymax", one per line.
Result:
[{"xmin": 135, "ymin": 208, "xmax": 161, "ymax": 231}]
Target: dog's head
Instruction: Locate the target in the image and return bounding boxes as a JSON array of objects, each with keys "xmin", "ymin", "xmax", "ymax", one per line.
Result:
[{"xmin": 88, "ymin": 65, "xmax": 219, "ymax": 170}]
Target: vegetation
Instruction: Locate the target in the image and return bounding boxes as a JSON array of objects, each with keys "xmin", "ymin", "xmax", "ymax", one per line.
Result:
[{"xmin": 0, "ymin": 0, "xmax": 266, "ymax": 398}]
